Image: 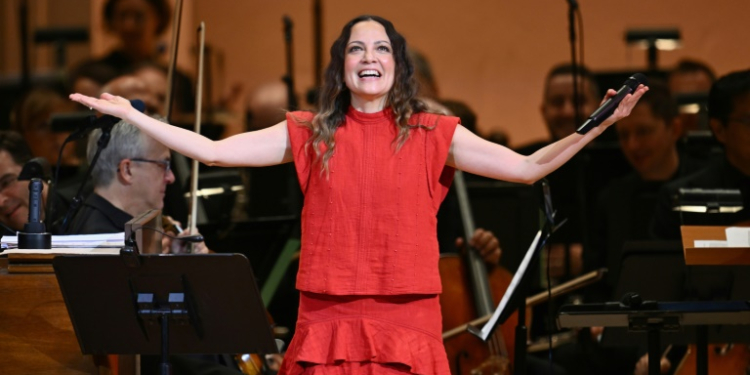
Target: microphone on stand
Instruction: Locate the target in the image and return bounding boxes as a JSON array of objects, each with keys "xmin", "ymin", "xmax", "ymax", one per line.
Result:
[
  {"xmin": 18, "ymin": 157, "xmax": 51, "ymax": 181},
  {"xmin": 18, "ymin": 178, "xmax": 51, "ymax": 249},
  {"xmin": 576, "ymin": 73, "xmax": 648, "ymax": 135}
]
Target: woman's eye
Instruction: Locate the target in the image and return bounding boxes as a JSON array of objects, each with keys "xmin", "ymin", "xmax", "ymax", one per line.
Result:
[
  {"xmin": 348, "ymin": 46, "xmax": 362, "ymax": 53},
  {"xmin": 377, "ymin": 45, "xmax": 391, "ymax": 52}
]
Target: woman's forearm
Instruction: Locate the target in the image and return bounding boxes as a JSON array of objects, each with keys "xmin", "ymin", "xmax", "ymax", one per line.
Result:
[{"xmin": 124, "ymin": 108, "xmax": 220, "ymax": 164}]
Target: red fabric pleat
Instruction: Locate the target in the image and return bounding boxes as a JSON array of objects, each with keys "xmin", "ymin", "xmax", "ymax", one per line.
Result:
[{"xmin": 279, "ymin": 292, "xmax": 450, "ymax": 375}]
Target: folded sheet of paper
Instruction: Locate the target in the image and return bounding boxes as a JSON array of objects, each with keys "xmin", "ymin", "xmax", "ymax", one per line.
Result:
[
  {"xmin": 1, "ymin": 232, "xmax": 125, "ymax": 250},
  {"xmin": 726, "ymin": 227, "xmax": 750, "ymax": 247},
  {"xmin": 694, "ymin": 240, "xmax": 728, "ymax": 248},
  {"xmin": 692, "ymin": 227, "xmax": 750, "ymax": 248},
  {"xmin": 1, "ymin": 248, "xmax": 121, "ymax": 255}
]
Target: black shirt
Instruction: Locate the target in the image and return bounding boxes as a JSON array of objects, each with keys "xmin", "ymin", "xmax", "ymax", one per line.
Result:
[
  {"xmin": 588, "ymin": 155, "xmax": 707, "ymax": 300},
  {"xmin": 66, "ymin": 193, "xmax": 132, "ymax": 234},
  {"xmin": 651, "ymin": 157, "xmax": 750, "ymax": 240}
]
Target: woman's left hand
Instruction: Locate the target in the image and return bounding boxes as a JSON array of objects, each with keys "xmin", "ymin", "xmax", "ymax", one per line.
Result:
[{"xmin": 599, "ymin": 84, "xmax": 649, "ymax": 130}]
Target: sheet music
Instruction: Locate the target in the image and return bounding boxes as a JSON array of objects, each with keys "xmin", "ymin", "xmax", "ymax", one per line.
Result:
[
  {"xmin": 476, "ymin": 230, "xmax": 542, "ymax": 340},
  {"xmin": 694, "ymin": 240, "xmax": 728, "ymax": 248},
  {"xmin": 1, "ymin": 232, "xmax": 125, "ymax": 250},
  {"xmin": 1, "ymin": 248, "xmax": 121, "ymax": 255},
  {"xmin": 726, "ymin": 227, "xmax": 750, "ymax": 247}
]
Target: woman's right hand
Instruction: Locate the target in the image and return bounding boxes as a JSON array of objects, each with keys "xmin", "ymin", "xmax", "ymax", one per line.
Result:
[{"xmin": 69, "ymin": 92, "xmax": 135, "ymax": 120}]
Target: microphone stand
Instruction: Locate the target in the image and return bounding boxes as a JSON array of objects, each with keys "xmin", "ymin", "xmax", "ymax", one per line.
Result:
[
  {"xmin": 282, "ymin": 16, "xmax": 301, "ymax": 214},
  {"xmin": 567, "ymin": 0, "xmax": 582, "ymax": 127},
  {"xmin": 45, "ymin": 115, "xmax": 96, "ymax": 233},
  {"xmin": 19, "ymin": 0, "xmax": 31, "ymax": 92},
  {"xmin": 58, "ymin": 122, "xmax": 115, "ymax": 234},
  {"xmin": 282, "ymin": 16, "xmax": 298, "ymax": 111}
]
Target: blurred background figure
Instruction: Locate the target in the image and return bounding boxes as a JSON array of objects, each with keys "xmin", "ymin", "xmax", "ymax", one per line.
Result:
[
  {"xmin": 0, "ymin": 131, "xmax": 70, "ymax": 234},
  {"xmin": 668, "ymin": 58, "xmax": 716, "ymax": 95},
  {"xmin": 518, "ymin": 63, "xmax": 601, "ymax": 153},
  {"xmin": 652, "ymin": 68, "xmax": 750, "ymax": 239},
  {"xmin": 588, "ymin": 81, "xmax": 706, "ymax": 301},
  {"xmin": 11, "ymin": 88, "xmax": 80, "ymax": 170},
  {"xmin": 668, "ymin": 58, "xmax": 716, "ymax": 135},
  {"xmin": 69, "ymin": 0, "xmax": 194, "ymax": 114}
]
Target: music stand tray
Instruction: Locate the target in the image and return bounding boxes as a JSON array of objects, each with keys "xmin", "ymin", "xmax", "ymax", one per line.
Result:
[
  {"xmin": 681, "ymin": 225, "xmax": 750, "ymax": 265},
  {"xmin": 558, "ymin": 301, "xmax": 750, "ymax": 375},
  {"xmin": 52, "ymin": 253, "xmax": 277, "ymax": 357}
]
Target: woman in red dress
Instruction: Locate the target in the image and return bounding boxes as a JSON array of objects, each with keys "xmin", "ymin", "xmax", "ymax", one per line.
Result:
[{"xmin": 70, "ymin": 15, "xmax": 647, "ymax": 375}]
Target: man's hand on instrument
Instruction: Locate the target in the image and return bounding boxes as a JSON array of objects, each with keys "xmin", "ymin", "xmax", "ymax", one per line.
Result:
[
  {"xmin": 633, "ymin": 353, "xmax": 670, "ymax": 375},
  {"xmin": 69, "ymin": 92, "xmax": 134, "ymax": 119},
  {"xmin": 455, "ymin": 228, "xmax": 502, "ymax": 266},
  {"xmin": 161, "ymin": 216, "xmax": 210, "ymax": 254}
]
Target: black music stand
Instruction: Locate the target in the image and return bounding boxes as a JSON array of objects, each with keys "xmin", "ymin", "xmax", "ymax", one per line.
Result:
[
  {"xmin": 53, "ymin": 253, "xmax": 278, "ymax": 375},
  {"xmin": 558, "ymin": 301, "xmax": 750, "ymax": 375},
  {"xmin": 467, "ymin": 180, "xmax": 562, "ymax": 375}
]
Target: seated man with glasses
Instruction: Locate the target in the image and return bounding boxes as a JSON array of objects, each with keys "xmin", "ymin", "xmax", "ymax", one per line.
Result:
[{"xmin": 66, "ymin": 117, "xmax": 208, "ymax": 254}]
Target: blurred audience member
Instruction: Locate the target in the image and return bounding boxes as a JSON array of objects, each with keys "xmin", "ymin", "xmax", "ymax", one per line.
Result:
[
  {"xmin": 652, "ymin": 69, "xmax": 750, "ymax": 239},
  {"xmin": 515, "ymin": 64, "xmax": 602, "ymax": 284},
  {"xmin": 101, "ymin": 74, "xmax": 161, "ymax": 114},
  {"xmin": 518, "ymin": 63, "xmax": 600, "ymax": 153},
  {"xmin": 246, "ymin": 81, "xmax": 287, "ymax": 131},
  {"xmin": 0, "ymin": 131, "xmax": 69, "ymax": 234},
  {"xmin": 70, "ymin": 0, "xmax": 194, "ymax": 113},
  {"xmin": 11, "ymin": 88, "xmax": 80, "ymax": 168},
  {"xmin": 668, "ymin": 58, "xmax": 716, "ymax": 134},
  {"xmin": 668, "ymin": 59, "xmax": 715, "ymax": 95},
  {"xmin": 589, "ymin": 81, "xmax": 706, "ymax": 300}
]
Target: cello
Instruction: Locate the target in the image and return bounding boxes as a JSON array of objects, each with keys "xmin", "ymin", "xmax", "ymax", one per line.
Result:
[{"xmin": 439, "ymin": 170, "xmax": 518, "ymax": 375}]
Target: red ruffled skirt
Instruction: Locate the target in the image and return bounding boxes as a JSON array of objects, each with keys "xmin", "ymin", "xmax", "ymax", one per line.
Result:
[{"xmin": 278, "ymin": 292, "xmax": 450, "ymax": 375}]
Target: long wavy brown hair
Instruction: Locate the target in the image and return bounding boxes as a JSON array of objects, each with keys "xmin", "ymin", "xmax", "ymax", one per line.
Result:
[{"xmin": 304, "ymin": 15, "xmax": 427, "ymax": 174}]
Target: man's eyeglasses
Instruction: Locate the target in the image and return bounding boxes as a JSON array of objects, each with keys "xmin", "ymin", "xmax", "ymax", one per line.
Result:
[{"xmin": 131, "ymin": 158, "xmax": 172, "ymax": 174}]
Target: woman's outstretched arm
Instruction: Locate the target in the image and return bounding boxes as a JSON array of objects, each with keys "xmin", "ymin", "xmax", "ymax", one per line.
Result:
[
  {"xmin": 447, "ymin": 85, "xmax": 648, "ymax": 184},
  {"xmin": 69, "ymin": 93, "xmax": 292, "ymax": 167}
]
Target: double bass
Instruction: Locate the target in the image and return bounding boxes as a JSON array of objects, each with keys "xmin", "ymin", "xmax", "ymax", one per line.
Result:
[{"xmin": 439, "ymin": 170, "xmax": 518, "ymax": 375}]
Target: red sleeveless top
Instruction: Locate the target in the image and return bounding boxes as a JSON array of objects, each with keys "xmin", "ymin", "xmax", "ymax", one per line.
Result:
[{"xmin": 286, "ymin": 107, "xmax": 459, "ymax": 295}]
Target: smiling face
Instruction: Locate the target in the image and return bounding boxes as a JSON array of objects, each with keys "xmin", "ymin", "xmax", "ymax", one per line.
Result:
[
  {"xmin": 0, "ymin": 151, "xmax": 29, "ymax": 231},
  {"xmin": 343, "ymin": 20, "xmax": 395, "ymax": 112},
  {"xmin": 616, "ymin": 103, "xmax": 680, "ymax": 180},
  {"xmin": 541, "ymin": 74, "xmax": 599, "ymax": 141},
  {"xmin": 108, "ymin": 0, "xmax": 161, "ymax": 58}
]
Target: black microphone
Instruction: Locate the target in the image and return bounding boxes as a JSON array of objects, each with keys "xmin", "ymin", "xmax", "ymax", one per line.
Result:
[
  {"xmin": 18, "ymin": 178, "xmax": 52, "ymax": 249},
  {"xmin": 576, "ymin": 73, "xmax": 648, "ymax": 134},
  {"xmin": 18, "ymin": 157, "xmax": 51, "ymax": 181},
  {"xmin": 66, "ymin": 99, "xmax": 146, "ymax": 141}
]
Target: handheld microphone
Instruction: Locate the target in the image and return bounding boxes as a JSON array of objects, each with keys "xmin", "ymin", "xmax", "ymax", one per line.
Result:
[
  {"xmin": 576, "ymin": 73, "xmax": 648, "ymax": 135},
  {"xmin": 66, "ymin": 99, "xmax": 146, "ymax": 141}
]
